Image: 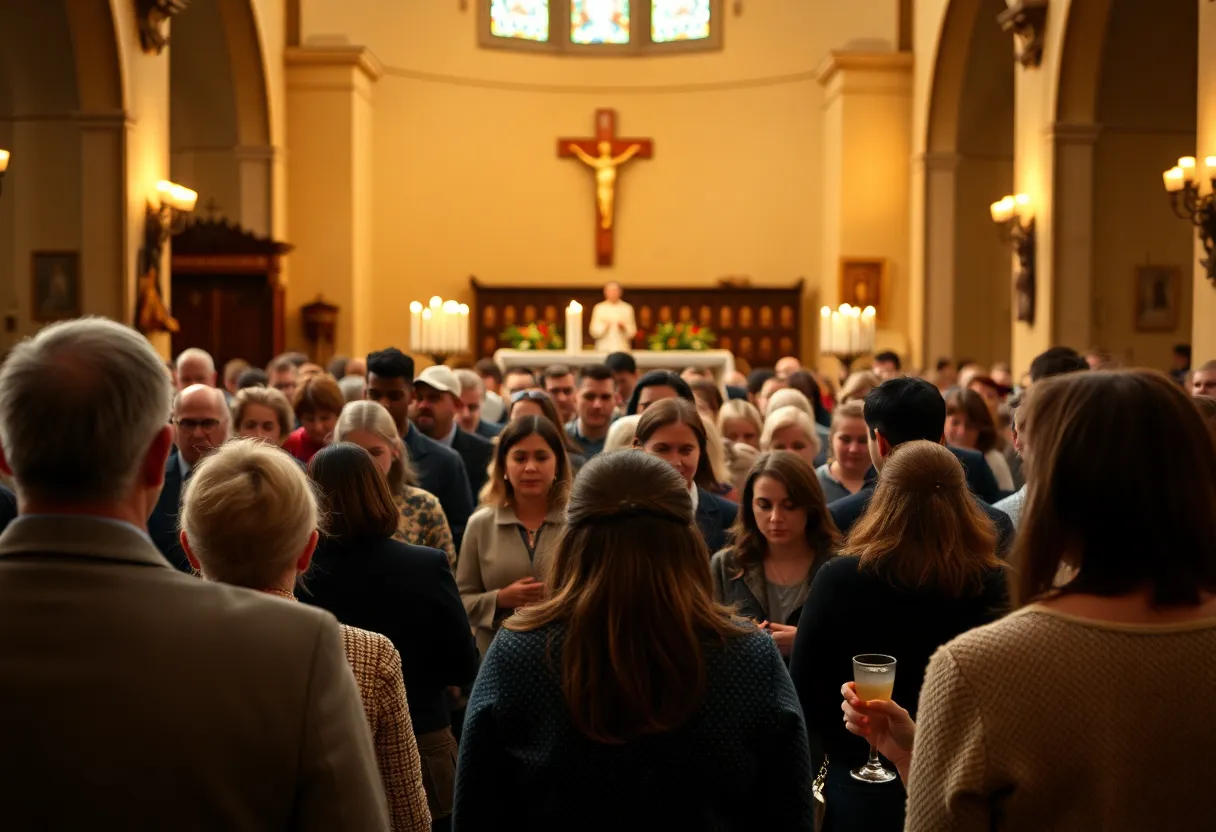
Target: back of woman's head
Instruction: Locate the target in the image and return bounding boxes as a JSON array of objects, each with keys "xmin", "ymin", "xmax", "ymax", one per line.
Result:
[
  {"xmin": 847, "ymin": 440, "xmax": 1000, "ymax": 597},
  {"xmin": 507, "ymin": 449, "xmax": 747, "ymax": 744},
  {"xmin": 635, "ymin": 397, "xmax": 716, "ymax": 488},
  {"xmin": 180, "ymin": 438, "xmax": 318, "ymax": 589},
  {"xmin": 787, "ymin": 370, "xmax": 830, "ymax": 421},
  {"xmin": 483, "ymin": 415, "xmax": 572, "ymax": 508},
  {"xmin": 1016, "ymin": 370, "xmax": 1216, "ymax": 606},
  {"xmin": 602, "ymin": 414, "xmax": 640, "ymax": 453},
  {"xmin": 945, "ymin": 387, "xmax": 999, "ymax": 452},
  {"xmin": 839, "ymin": 371, "xmax": 880, "ymax": 404},
  {"xmin": 333, "ymin": 399, "xmax": 415, "ymax": 490},
  {"xmin": 765, "ymin": 387, "xmax": 813, "ymax": 416},
  {"xmin": 308, "ymin": 442, "xmax": 399, "ymax": 541}
]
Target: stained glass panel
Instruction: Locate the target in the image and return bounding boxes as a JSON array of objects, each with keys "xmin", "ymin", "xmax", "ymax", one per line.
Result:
[
  {"xmin": 489, "ymin": 0, "xmax": 550, "ymax": 42},
  {"xmin": 570, "ymin": 0, "xmax": 631, "ymax": 45},
  {"xmin": 650, "ymin": 0, "xmax": 711, "ymax": 42}
]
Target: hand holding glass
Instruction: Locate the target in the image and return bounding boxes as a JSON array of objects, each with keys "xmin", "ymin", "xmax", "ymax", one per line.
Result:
[{"xmin": 850, "ymin": 654, "xmax": 898, "ymax": 783}]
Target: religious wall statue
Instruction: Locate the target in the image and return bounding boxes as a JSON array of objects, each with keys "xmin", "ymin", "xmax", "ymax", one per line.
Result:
[
  {"xmin": 136, "ymin": 0, "xmax": 190, "ymax": 55},
  {"xmin": 588, "ymin": 281, "xmax": 637, "ymax": 353},
  {"xmin": 566, "ymin": 141, "xmax": 643, "ymax": 230}
]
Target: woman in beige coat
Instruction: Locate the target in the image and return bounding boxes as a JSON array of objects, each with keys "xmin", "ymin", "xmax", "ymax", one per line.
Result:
[{"xmin": 457, "ymin": 415, "xmax": 573, "ymax": 655}]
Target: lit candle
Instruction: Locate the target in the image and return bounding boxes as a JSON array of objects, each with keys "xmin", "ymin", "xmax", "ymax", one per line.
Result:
[
  {"xmin": 861, "ymin": 306, "xmax": 877, "ymax": 353},
  {"xmin": 410, "ymin": 301, "xmax": 422, "ymax": 351},
  {"xmin": 444, "ymin": 301, "xmax": 461, "ymax": 353},
  {"xmin": 831, "ymin": 307, "xmax": 848, "ymax": 354},
  {"xmin": 458, "ymin": 304, "xmax": 470, "ymax": 353},
  {"xmin": 990, "ymin": 196, "xmax": 1014, "ymax": 224},
  {"xmin": 819, "ymin": 306, "xmax": 832, "ymax": 354},
  {"xmin": 1179, "ymin": 157, "xmax": 1197, "ymax": 182},
  {"xmin": 849, "ymin": 306, "xmax": 862, "ymax": 354},
  {"xmin": 421, "ymin": 308, "xmax": 433, "ymax": 352},
  {"xmin": 1163, "ymin": 167, "xmax": 1186, "ymax": 193},
  {"xmin": 565, "ymin": 301, "xmax": 584, "ymax": 353}
]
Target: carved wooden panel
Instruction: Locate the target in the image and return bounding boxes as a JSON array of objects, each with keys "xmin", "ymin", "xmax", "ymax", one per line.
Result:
[{"xmin": 471, "ymin": 278, "xmax": 804, "ymax": 366}]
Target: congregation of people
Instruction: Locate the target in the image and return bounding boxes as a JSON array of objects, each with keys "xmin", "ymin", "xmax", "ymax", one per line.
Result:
[{"xmin": 1, "ymin": 317, "xmax": 1214, "ymax": 830}]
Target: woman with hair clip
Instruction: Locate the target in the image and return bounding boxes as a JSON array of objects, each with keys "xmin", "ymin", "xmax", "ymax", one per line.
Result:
[
  {"xmin": 790, "ymin": 440, "xmax": 1008, "ymax": 831},
  {"xmin": 303, "ymin": 443, "xmax": 481, "ymax": 830},
  {"xmin": 453, "ymin": 451, "xmax": 814, "ymax": 829},
  {"xmin": 633, "ymin": 398, "xmax": 738, "ymax": 552},
  {"xmin": 839, "ymin": 371, "xmax": 1216, "ymax": 830},
  {"xmin": 457, "ymin": 416, "xmax": 573, "ymax": 656},
  {"xmin": 178, "ymin": 439, "xmax": 433, "ymax": 831},
  {"xmin": 334, "ymin": 400, "xmax": 456, "ymax": 565},
  {"xmin": 711, "ymin": 452, "xmax": 840, "ymax": 660}
]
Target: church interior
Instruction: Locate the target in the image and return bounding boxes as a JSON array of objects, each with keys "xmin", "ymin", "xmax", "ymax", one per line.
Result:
[{"xmin": 0, "ymin": 0, "xmax": 1213, "ymax": 375}]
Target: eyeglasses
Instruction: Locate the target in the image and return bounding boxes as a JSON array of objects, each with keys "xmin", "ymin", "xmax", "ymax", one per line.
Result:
[
  {"xmin": 511, "ymin": 390, "xmax": 551, "ymax": 404},
  {"xmin": 175, "ymin": 417, "xmax": 222, "ymax": 432}
]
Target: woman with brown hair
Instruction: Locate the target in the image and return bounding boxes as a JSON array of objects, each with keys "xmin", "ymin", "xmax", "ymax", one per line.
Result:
[
  {"xmin": 453, "ymin": 451, "xmax": 814, "ymax": 829},
  {"xmin": 634, "ymin": 398, "xmax": 738, "ymax": 552},
  {"xmin": 302, "ymin": 443, "xmax": 481, "ymax": 828},
  {"xmin": 944, "ymin": 387, "xmax": 1015, "ymax": 491},
  {"xmin": 710, "ymin": 452, "xmax": 839, "ymax": 659},
  {"xmin": 789, "ymin": 440, "xmax": 1007, "ymax": 832},
  {"xmin": 816, "ymin": 400, "xmax": 871, "ymax": 502},
  {"xmin": 507, "ymin": 389, "xmax": 586, "ymax": 471},
  {"xmin": 284, "ymin": 373, "xmax": 345, "ymax": 464},
  {"xmin": 457, "ymin": 416, "xmax": 573, "ymax": 656},
  {"xmin": 842, "ymin": 370, "xmax": 1216, "ymax": 830},
  {"xmin": 178, "ymin": 439, "xmax": 433, "ymax": 831}
]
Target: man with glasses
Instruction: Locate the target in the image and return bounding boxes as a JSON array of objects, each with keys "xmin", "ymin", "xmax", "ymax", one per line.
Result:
[{"xmin": 148, "ymin": 384, "xmax": 230, "ymax": 571}]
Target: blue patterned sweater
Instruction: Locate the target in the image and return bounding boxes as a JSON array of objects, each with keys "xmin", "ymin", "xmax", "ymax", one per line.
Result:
[{"xmin": 453, "ymin": 622, "xmax": 814, "ymax": 830}]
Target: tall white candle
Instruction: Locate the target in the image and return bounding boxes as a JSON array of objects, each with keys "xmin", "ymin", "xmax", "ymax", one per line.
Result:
[
  {"xmin": 421, "ymin": 308, "xmax": 433, "ymax": 352},
  {"xmin": 819, "ymin": 307, "xmax": 832, "ymax": 354},
  {"xmin": 458, "ymin": 304, "xmax": 470, "ymax": 353},
  {"xmin": 566, "ymin": 301, "xmax": 583, "ymax": 353},
  {"xmin": 409, "ymin": 302, "xmax": 422, "ymax": 351}
]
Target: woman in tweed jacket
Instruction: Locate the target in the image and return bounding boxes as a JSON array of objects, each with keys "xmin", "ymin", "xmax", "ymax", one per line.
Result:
[{"xmin": 178, "ymin": 438, "xmax": 431, "ymax": 832}]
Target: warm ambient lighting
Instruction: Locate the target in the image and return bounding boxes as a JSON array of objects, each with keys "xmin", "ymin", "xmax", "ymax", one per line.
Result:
[
  {"xmin": 565, "ymin": 301, "xmax": 584, "ymax": 353},
  {"xmin": 410, "ymin": 296, "xmax": 469, "ymax": 357},
  {"xmin": 819, "ymin": 303, "xmax": 876, "ymax": 360},
  {"xmin": 156, "ymin": 180, "xmax": 198, "ymax": 213},
  {"xmin": 149, "ymin": 179, "xmax": 198, "ymax": 244},
  {"xmin": 991, "ymin": 192, "xmax": 1037, "ymax": 324},
  {"xmin": 1162, "ymin": 154, "xmax": 1216, "ymax": 288},
  {"xmin": 0, "ymin": 149, "xmax": 9, "ymax": 197}
]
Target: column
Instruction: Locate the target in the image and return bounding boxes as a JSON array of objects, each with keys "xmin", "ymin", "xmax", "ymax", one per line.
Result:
[
  {"xmin": 1193, "ymin": 0, "xmax": 1216, "ymax": 362},
  {"xmin": 284, "ymin": 45, "xmax": 381, "ymax": 356},
  {"xmin": 1048, "ymin": 122, "xmax": 1101, "ymax": 352},
  {"xmin": 916, "ymin": 151, "xmax": 961, "ymax": 365},
  {"xmin": 817, "ymin": 52, "xmax": 914, "ymax": 361},
  {"xmin": 79, "ymin": 111, "xmax": 130, "ymax": 323}
]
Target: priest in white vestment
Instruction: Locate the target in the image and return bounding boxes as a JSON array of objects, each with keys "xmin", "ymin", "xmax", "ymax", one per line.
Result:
[{"xmin": 589, "ymin": 282, "xmax": 637, "ymax": 353}]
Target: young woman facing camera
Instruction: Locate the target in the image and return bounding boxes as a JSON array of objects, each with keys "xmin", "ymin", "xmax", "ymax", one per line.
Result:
[
  {"xmin": 816, "ymin": 400, "xmax": 872, "ymax": 502},
  {"xmin": 457, "ymin": 416, "xmax": 573, "ymax": 656}
]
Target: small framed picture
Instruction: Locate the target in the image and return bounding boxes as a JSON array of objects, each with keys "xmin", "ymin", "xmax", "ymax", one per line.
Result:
[
  {"xmin": 1133, "ymin": 265, "xmax": 1181, "ymax": 332},
  {"xmin": 31, "ymin": 251, "xmax": 81, "ymax": 323},
  {"xmin": 839, "ymin": 257, "xmax": 888, "ymax": 325}
]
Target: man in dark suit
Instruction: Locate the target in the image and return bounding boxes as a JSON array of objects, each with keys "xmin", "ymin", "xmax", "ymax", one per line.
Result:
[
  {"xmin": 413, "ymin": 364, "xmax": 495, "ymax": 500},
  {"xmin": 828, "ymin": 377, "xmax": 1014, "ymax": 553},
  {"xmin": 0, "ymin": 317, "xmax": 386, "ymax": 829},
  {"xmin": 455, "ymin": 368, "xmax": 503, "ymax": 439},
  {"xmin": 147, "ymin": 384, "xmax": 230, "ymax": 572},
  {"xmin": 367, "ymin": 348, "xmax": 475, "ymax": 548},
  {"xmin": 0, "ymin": 483, "xmax": 15, "ymax": 534}
]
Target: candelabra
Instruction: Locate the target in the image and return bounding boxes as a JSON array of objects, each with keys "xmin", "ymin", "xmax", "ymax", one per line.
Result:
[
  {"xmin": 819, "ymin": 304, "xmax": 876, "ymax": 368},
  {"xmin": 990, "ymin": 193, "xmax": 1036, "ymax": 323},
  {"xmin": 149, "ymin": 180, "xmax": 198, "ymax": 246},
  {"xmin": 1162, "ymin": 156, "xmax": 1216, "ymax": 287},
  {"xmin": 410, "ymin": 296, "xmax": 470, "ymax": 364}
]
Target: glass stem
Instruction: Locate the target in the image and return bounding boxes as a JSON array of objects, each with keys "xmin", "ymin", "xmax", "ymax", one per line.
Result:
[{"xmin": 868, "ymin": 742, "xmax": 880, "ymax": 768}]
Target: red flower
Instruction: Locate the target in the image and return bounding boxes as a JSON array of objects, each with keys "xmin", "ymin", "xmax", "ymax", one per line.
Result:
[
  {"xmin": 691, "ymin": 325, "xmax": 701, "ymax": 335},
  {"xmin": 538, "ymin": 323, "xmax": 548, "ymax": 336}
]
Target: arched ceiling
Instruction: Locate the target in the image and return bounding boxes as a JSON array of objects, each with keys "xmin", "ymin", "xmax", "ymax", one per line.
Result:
[
  {"xmin": 1096, "ymin": 0, "xmax": 1196, "ymax": 132},
  {"xmin": 0, "ymin": 1, "xmax": 81, "ymax": 117}
]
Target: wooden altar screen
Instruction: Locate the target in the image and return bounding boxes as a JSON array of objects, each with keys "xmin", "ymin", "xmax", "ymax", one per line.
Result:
[
  {"xmin": 471, "ymin": 278, "xmax": 803, "ymax": 367},
  {"xmin": 170, "ymin": 220, "xmax": 293, "ymax": 370}
]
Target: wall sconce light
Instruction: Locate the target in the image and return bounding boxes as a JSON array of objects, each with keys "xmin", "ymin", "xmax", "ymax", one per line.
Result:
[
  {"xmin": 0, "ymin": 149, "xmax": 10, "ymax": 197},
  {"xmin": 991, "ymin": 193, "xmax": 1037, "ymax": 323},
  {"xmin": 998, "ymin": 0, "xmax": 1048, "ymax": 68},
  {"xmin": 1162, "ymin": 155, "xmax": 1216, "ymax": 287},
  {"xmin": 151, "ymin": 179, "xmax": 198, "ymax": 244}
]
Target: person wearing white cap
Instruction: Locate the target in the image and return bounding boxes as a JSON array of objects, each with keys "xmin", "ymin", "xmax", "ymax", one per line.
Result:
[{"xmin": 413, "ymin": 365, "xmax": 495, "ymax": 498}]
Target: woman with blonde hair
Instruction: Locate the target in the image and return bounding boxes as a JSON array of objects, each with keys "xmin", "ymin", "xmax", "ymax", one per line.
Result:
[
  {"xmin": 178, "ymin": 439, "xmax": 433, "ymax": 832},
  {"xmin": 816, "ymin": 401, "xmax": 870, "ymax": 502},
  {"xmin": 790, "ymin": 440, "xmax": 1006, "ymax": 832},
  {"xmin": 838, "ymin": 371, "xmax": 880, "ymax": 405},
  {"xmin": 711, "ymin": 452, "xmax": 840, "ymax": 659},
  {"xmin": 602, "ymin": 413, "xmax": 641, "ymax": 453},
  {"xmin": 766, "ymin": 388, "xmax": 831, "ymax": 464},
  {"xmin": 230, "ymin": 386, "xmax": 295, "ymax": 446},
  {"xmin": 458, "ymin": 416, "xmax": 573, "ymax": 656},
  {"xmin": 717, "ymin": 399, "xmax": 764, "ymax": 449},
  {"xmin": 841, "ymin": 371, "xmax": 1216, "ymax": 830},
  {"xmin": 334, "ymin": 400, "xmax": 455, "ymax": 565},
  {"xmin": 761, "ymin": 406, "xmax": 822, "ymax": 467},
  {"xmin": 454, "ymin": 451, "xmax": 814, "ymax": 829}
]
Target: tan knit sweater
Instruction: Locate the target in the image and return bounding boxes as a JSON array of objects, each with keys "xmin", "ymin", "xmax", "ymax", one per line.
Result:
[
  {"xmin": 906, "ymin": 605, "xmax": 1216, "ymax": 831},
  {"xmin": 340, "ymin": 625, "xmax": 432, "ymax": 832}
]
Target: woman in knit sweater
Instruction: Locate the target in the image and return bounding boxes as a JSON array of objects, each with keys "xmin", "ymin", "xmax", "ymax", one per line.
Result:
[
  {"xmin": 841, "ymin": 370, "xmax": 1216, "ymax": 831},
  {"xmin": 454, "ymin": 451, "xmax": 814, "ymax": 830}
]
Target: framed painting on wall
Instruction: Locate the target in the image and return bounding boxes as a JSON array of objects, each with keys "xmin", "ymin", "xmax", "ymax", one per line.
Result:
[
  {"xmin": 1133, "ymin": 264, "xmax": 1181, "ymax": 332},
  {"xmin": 31, "ymin": 251, "xmax": 81, "ymax": 323},
  {"xmin": 839, "ymin": 257, "xmax": 888, "ymax": 325}
]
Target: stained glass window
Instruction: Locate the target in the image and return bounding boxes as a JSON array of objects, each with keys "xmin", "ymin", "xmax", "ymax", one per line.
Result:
[
  {"xmin": 490, "ymin": 0, "xmax": 550, "ymax": 42},
  {"xmin": 650, "ymin": 0, "xmax": 711, "ymax": 42},
  {"xmin": 570, "ymin": 0, "xmax": 631, "ymax": 45}
]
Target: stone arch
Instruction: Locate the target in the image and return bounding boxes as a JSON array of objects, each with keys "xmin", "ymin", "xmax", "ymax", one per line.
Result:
[
  {"xmin": 171, "ymin": 0, "xmax": 273, "ymax": 234},
  {"xmin": 1055, "ymin": 0, "xmax": 1113, "ymax": 126}
]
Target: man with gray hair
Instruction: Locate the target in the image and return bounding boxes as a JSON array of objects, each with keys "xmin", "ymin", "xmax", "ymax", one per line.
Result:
[
  {"xmin": 147, "ymin": 383, "xmax": 230, "ymax": 571},
  {"xmin": 174, "ymin": 346, "xmax": 217, "ymax": 390},
  {"xmin": 455, "ymin": 368, "xmax": 502, "ymax": 439},
  {"xmin": 0, "ymin": 317, "xmax": 387, "ymax": 829}
]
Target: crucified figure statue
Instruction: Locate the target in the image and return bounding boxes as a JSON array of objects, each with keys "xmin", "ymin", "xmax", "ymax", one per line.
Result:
[{"xmin": 566, "ymin": 140, "xmax": 643, "ymax": 230}]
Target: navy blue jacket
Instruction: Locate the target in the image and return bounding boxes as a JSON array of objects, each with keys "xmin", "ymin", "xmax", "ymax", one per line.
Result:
[
  {"xmin": 474, "ymin": 420, "xmax": 503, "ymax": 439},
  {"xmin": 146, "ymin": 449, "xmax": 192, "ymax": 573},
  {"xmin": 451, "ymin": 427, "xmax": 494, "ymax": 501},
  {"xmin": 696, "ymin": 487, "xmax": 738, "ymax": 553},
  {"xmin": 403, "ymin": 424, "xmax": 475, "ymax": 550}
]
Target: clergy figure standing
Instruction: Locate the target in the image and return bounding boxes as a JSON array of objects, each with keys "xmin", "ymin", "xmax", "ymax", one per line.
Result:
[{"xmin": 589, "ymin": 282, "xmax": 637, "ymax": 353}]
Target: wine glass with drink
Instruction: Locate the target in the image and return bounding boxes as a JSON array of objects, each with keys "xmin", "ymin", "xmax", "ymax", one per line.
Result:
[{"xmin": 850, "ymin": 654, "xmax": 898, "ymax": 783}]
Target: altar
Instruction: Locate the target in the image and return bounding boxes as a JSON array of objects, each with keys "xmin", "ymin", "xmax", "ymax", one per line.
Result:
[{"xmin": 494, "ymin": 349, "xmax": 737, "ymax": 383}]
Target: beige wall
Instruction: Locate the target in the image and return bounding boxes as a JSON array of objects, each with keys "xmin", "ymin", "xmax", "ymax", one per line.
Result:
[
  {"xmin": 292, "ymin": 0, "xmax": 902, "ymax": 356},
  {"xmin": 1195, "ymin": 0, "xmax": 1216, "ymax": 364}
]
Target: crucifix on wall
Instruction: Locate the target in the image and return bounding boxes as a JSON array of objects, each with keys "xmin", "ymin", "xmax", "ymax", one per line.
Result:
[{"xmin": 558, "ymin": 109, "xmax": 654, "ymax": 267}]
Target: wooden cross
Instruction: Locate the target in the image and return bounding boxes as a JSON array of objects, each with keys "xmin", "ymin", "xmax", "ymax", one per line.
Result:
[
  {"xmin": 202, "ymin": 198, "xmax": 223, "ymax": 221},
  {"xmin": 558, "ymin": 109, "xmax": 654, "ymax": 267}
]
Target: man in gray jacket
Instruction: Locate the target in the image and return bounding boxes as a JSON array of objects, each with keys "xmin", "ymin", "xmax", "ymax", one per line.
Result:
[{"xmin": 0, "ymin": 317, "xmax": 388, "ymax": 830}]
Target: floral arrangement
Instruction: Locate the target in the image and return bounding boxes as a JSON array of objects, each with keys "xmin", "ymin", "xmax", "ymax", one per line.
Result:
[
  {"xmin": 645, "ymin": 321, "xmax": 716, "ymax": 351},
  {"xmin": 501, "ymin": 322, "xmax": 564, "ymax": 350}
]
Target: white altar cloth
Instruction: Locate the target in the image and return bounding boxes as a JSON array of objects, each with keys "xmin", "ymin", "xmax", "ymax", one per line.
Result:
[{"xmin": 493, "ymin": 349, "xmax": 736, "ymax": 383}]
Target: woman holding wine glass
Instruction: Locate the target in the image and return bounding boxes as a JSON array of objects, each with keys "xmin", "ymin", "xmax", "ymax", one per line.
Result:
[
  {"xmin": 788, "ymin": 440, "xmax": 1007, "ymax": 832},
  {"xmin": 839, "ymin": 370, "xmax": 1216, "ymax": 830}
]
